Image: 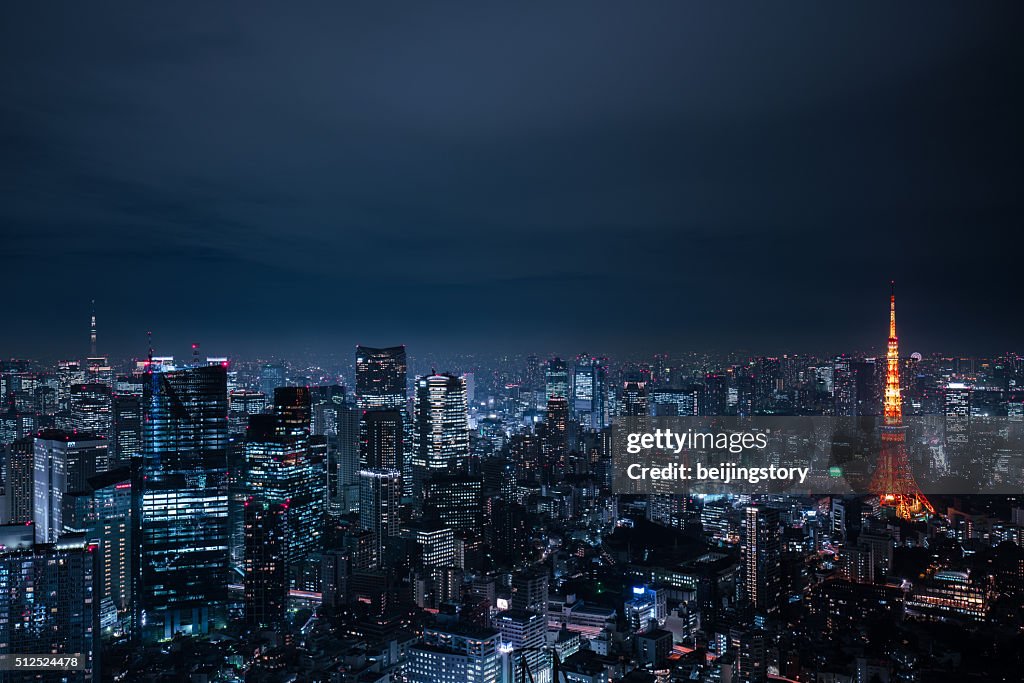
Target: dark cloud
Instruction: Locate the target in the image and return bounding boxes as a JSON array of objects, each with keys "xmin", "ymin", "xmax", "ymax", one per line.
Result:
[{"xmin": 1, "ymin": 2, "xmax": 1021, "ymax": 359}]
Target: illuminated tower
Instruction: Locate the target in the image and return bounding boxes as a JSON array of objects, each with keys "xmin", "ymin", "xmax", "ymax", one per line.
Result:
[
  {"xmin": 869, "ymin": 284, "xmax": 935, "ymax": 520},
  {"xmin": 90, "ymin": 299, "xmax": 97, "ymax": 357}
]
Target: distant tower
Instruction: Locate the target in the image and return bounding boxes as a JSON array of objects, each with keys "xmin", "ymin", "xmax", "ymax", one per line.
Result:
[
  {"xmin": 869, "ymin": 284, "xmax": 935, "ymax": 520},
  {"xmin": 90, "ymin": 299, "xmax": 97, "ymax": 357}
]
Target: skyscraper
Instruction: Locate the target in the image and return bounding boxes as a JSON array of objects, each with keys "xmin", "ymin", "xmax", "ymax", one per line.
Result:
[
  {"xmin": 259, "ymin": 363, "xmax": 286, "ymax": 398},
  {"xmin": 63, "ymin": 466, "xmax": 134, "ymax": 621},
  {"xmin": 245, "ymin": 390, "xmax": 324, "ymax": 571},
  {"xmin": 137, "ymin": 363, "xmax": 230, "ymax": 641},
  {"xmin": 743, "ymin": 506, "xmax": 781, "ymax": 614},
  {"xmin": 0, "ymin": 531, "xmax": 99, "ymax": 681},
  {"xmin": 355, "ymin": 345, "xmax": 407, "ymax": 410},
  {"xmin": 69, "ymin": 383, "xmax": 113, "ymax": 437},
  {"xmin": 621, "ymin": 380, "xmax": 648, "ymax": 417},
  {"xmin": 5, "ymin": 437, "xmax": 34, "ymax": 523},
  {"xmin": 545, "ymin": 357, "xmax": 569, "ymax": 401},
  {"xmin": 33, "ymin": 430, "xmax": 108, "ymax": 542},
  {"xmin": 359, "ymin": 409, "xmax": 403, "ymax": 470},
  {"xmin": 411, "ymin": 373, "xmax": 469, "ymax": 499},
  {"xmin": 358, "ymin": 468, "xmax": 401, "ymax": 566},
  {"xmin": 111, "ymin": 394, "xmax": 142, "ymax": 464},
  {"xmin": 243, "ymin": 499, "xmax": 287, "ymax": 630},
  {"xmin": 572, "ymin": 355, "xmax": 607, "ymax": 429}
]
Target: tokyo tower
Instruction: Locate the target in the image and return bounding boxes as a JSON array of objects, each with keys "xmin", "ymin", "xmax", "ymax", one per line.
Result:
[{"xmin": 868, "ymin": 283, "xmax": 935, "ymax": 520}]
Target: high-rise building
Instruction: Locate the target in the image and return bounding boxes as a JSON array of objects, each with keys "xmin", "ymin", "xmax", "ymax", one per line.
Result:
[
  {"xmin": 259, "ymin": 364, "xmax": 286, "ymax": 398},
  {"xmin": 0, "ymin": 531, "xmax": 99, "ymax": 681},
  {"xmin": 358, "ymin": 468, "xmax": 401, "ymax": 566},
  {"xmin": 944, "ymin": 383, "xmax": 972, "ymax": 445},
  {"xmin": 34, "ymin": 430, "xmax": 108, "ymax": 542},
  {"xmin": 701, "ymin": 374, "xmax": 727, "ymax": 416},
  {"xmin": 111, "ymin": 395, "xmax": 142, "ymax": 464},
  {"xmin": 228, "ymin": 389, "xmax": 267, "ymax": 435},
  {"xmin": 245, "ymin": 390, "xmax": 324, "ymax": 570},
  {"xmin": 356, "ymin": 345, "xmax": 407, "ymax": 410},
  {"xmin": 572, "ymin": 355, "xmax": 606, "ymax": 429},
  {"xmin": 545, "ymin": 357, "xmax": 569, "ymax": 401},
  {"xmin": 412, "ymin": 373, "xmax": 469, "ymax": 499},
  {"xmin": 359, "ymin": 409, "xmax": 403, "ymax": 470},
  {"xmin": 408, "ymin": 622, "xmax": 502, "ymax": 683},
  {"xmin": 137, "ymin": 364, "xmax": 230, "ymax": 641},
  {"xmin": 63, "ymin": 466, "xmax": 134, "ymax": 619},
  {"xmin": 743, "ymin": 506, "xmax": 781, "ymax": 614},
  {"xmin": 832, "ymin": 356, "xmax": 855, "ymax": 416},
  {"xmin": 69, "ymin": 383, "xmax": 114, "ymax": 437},
  {"xmin": 510, "ymin": 569, "xmax": 549, "ymax": 615},
  {"xmin": 5, "ymin": 437, "xmax": 34, "ymax": 523},
  {"xmin": 543, "ymin": 396, "xmax": 569, "ymax": 469},
  {"xmin": 243, "ymin": 499, "xmax": 287, "ymax": 630},
  {"xmin": 621, "ymin": 380, "xmax": 648, "ymax": 417},
  {"xmin": 333, "ymin": 403, "xmax": 361, "ymax": 514}
]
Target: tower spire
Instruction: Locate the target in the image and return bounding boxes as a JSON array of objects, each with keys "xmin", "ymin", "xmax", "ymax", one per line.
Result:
[
  {"xmin": 884, "ymin": 282, "xmax": 901, "ymax": 425},
  {"xmin": 90, "ymin": 299, "xmax": 97, "ymax": 357},
  {"xmin": 889, "ymin": 280, "xmax": 896, "ymax": 340}
]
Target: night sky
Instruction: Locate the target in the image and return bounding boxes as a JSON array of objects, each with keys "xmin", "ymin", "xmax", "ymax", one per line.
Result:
[{"xmin": 2, "ymin": 3, "xmax": 1021, "ymax": 360}]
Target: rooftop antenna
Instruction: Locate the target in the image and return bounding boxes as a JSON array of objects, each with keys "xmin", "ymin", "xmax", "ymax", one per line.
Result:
[{"xmin": 192, "ymin": 342, "xmax": 200, "ymax": 364}]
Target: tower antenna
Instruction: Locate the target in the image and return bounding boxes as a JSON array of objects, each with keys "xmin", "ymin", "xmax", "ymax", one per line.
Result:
[{"xmin": 90, "ymin": 299, "xmax": 97, "ymax": 357}]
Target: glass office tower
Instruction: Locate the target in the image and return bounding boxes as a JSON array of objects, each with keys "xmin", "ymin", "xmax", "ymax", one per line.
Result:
[{"xmin": 136, "ymin": 364, "xmax": 229, "ymax": 642}]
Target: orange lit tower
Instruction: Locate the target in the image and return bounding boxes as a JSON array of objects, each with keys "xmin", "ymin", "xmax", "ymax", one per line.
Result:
[{"xmin": 870, "ymin": 283, "xmax": 934, "ymax": 519}]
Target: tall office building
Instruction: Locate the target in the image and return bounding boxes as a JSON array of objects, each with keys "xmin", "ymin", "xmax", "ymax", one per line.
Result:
[
  {"xmin": 243, "ymin": 499, "xmax": 287, "ymax": 630},
  {"xmin": 359, "ymin": 409, "xmax": 403, "ymax": 470},
  {"xmin": 228, "ymin": 389, "xmax": 267, "ymax": 435},
  {"xmin": 832, "ymin": 356, "xmax": 856, "ymax": 416},
  {"xmin": 510, "ymin": 569, "xmax": 549, "ymax": 615},
  {"xmin": 33, "ymin": 430, "xmax": 108, "ymax": 542},
  {"xmin": 111, "ymin": 394, "xmax": 142, "ymax": 464},
  {"xmin": 0, "ymin": 531, "xmax": 99, "ymax": 681},
  {"xmin": 356, "ymin": 345, "xmax": 407, "ymax": 410},
  {"xmin": 545, "ymin": 357, "xmax": 569, "ymax": 401},
  {"xmin": 572, "ymin": 355, "xmax": 606, "ymax": 430},
  {"xmin": 245, "ymin": 390, "xmax": 324, "ymax": 570},
  {"xmin": 63, "ymin": 466, "xmax": 134, "ymax": 618},
  {"xmin": 743, "ymin": 506, "xmax": 781, "ymax": 614},
  {"xmin": 69, "ymin": 383, "xmax": 114, "ymax": 437},
  {"xmin": 852, "ymin": 359, "xmax": 881, "ymax": 416},
  {"xmin": 411, "ymin": 373, "xmax": 469, "ymax": 499},
  {"xmin": 5, "ymin": 437, "xmax": 34, "ymax": 523},
  {"xmin": 259, "ymin": 364, "xmax": 286, "ymax": 398},
  {"xmin": 137, "ymin": 364, "xmax": 230, "ymax": 641},
  {"xmin": 333, "ymin": 402, "xmax": 361, "ymax": 514},
  {"xmin": 358, "ymin": 468, "xmax": 401, "ymax": 566},
  {"xmin": 701, "ymin": 374, "xmax": 727, "ymax": 416},
  {"xmin": 408, "ymin": 622, "xmax": 502, "ymax": 683},
  {"xmin": 944, "ymin": 383, "xmax": 972, "ymax": 445},
  {"xmin": 621, "ymin": 380, "xmax": 648, "ymax": 418}
]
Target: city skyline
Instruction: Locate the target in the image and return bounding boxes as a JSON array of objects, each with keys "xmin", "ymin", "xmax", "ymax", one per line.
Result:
[{"xmin": 2, "ymin": 4, "xmax": 1022, "ymax": 681}]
